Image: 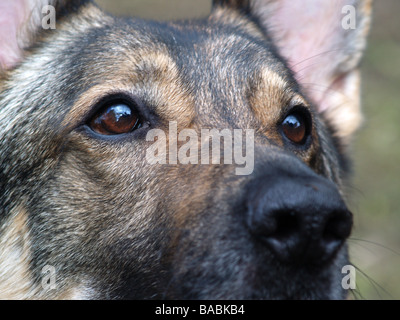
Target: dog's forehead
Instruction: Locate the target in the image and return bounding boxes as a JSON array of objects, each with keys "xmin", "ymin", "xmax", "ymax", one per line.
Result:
[
  {"xmin": 142, "ymin": 18, "xmax": 299, "ymax": 125},
  {"xmin": 122, "ymin": 17, "xmax": 292, "ymax": 82},
  {"xmin": 62, "ymin": 15, "xmax": 302, "ymax": 131}
]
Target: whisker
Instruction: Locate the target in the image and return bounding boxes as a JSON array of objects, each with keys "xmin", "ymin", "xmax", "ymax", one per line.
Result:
[
  {"xmin": 349, "ymin": 237, "xmax": 399, "ymax": 299},
  {"xmin": 348, "ymin": 284, "xmax": 365, "ymax": 300},
  {"xmin": 349, "ymin": 239, "xmax": 378, "ymax": 256},
  {"xmin": 349, "ymin": 238, "xmax": 400, "ymax": 257},
  {"xmin": 353, "ymin": 263, "xmax": 393, "ymax": 300},
  {"xmin": 290, "ymin": 49, "xmax": 343, "ymax": 69}
]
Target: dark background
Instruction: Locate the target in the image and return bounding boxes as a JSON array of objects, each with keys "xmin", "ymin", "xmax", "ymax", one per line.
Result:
[{"xmin": 95, "ymin": 0, "xmax": 400, "ymax": 300}]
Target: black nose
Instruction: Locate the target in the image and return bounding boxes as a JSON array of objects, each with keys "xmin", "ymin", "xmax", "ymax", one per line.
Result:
[{"xmin": 246, "ymin": 173, "xmax": 353, "ymax": 264}]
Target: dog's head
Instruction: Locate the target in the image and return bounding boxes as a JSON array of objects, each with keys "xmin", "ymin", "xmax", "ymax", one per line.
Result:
[{"xmin": 0, "ymin": 0, "xmax": 371, "ymax": 299}]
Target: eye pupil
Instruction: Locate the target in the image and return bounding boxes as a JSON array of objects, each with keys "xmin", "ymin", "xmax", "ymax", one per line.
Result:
[
  {"xmin": 89, "ymin": 103, "xmax": 140, "ymax": 135},
  {"xmin": 282, "ymin": 113, "xmax": 307, "ymax": 144}
]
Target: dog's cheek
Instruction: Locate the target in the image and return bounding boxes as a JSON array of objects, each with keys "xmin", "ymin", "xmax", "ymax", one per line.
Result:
[{"xmin": 23, "ymin": 136, "xmax": 171, "ymax": 298}]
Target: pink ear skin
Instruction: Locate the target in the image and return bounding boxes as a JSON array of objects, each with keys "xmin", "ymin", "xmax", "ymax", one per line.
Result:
[
  {"xmin": 264, "ymin": 1, "xmax": 361, "ymax": 110},
  {"xmin": 0, "ymin": 0, "xmax": 29, "ymax": 70}
]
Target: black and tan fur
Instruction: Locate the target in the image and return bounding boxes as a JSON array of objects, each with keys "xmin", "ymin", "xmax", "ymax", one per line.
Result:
[{"xmin": 0, "ymin": 0, "xmax": 371, "ymax": 299}]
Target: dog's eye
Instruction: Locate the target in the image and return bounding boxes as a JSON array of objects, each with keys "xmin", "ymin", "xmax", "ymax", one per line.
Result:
[
  {"xmin": 281, "ymin": 111, "xmax": 308, "ymax": 144},
  {"xmin": 88, "ymin": 103, "xmax": 141, "ymax": 135}
]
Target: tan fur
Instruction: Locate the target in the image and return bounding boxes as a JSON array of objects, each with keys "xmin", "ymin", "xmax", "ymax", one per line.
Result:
[
  {"xmin": 322, "ymin": 69, "xmax": 362, "ymax": 142},
  {"xmin": 250, "ymin": 69, "xmax": 297, "ymax": 128},
  {"xmin": 0, "ymin": 206, "xmax": 83, "ymax": 300},
  {"xmin": 210, "ymin": 7, "xmax": 266, "ymax": 40},
  {"xmin": 63, "ymin": 51, "xmax": 195, "ymax": 131},
  {"xmin": 0, "ymin": 205, "xmax": 34, "ymax": 299}
]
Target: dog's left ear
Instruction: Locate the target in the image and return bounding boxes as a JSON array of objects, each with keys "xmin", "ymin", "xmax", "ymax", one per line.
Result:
[
  {"xmin": 213, "ymin": 0, "xmax": 373, "ymax": 144},
  {"xmin": 0, "ymin": 0, "xmax": 89, "ymax": 70}
]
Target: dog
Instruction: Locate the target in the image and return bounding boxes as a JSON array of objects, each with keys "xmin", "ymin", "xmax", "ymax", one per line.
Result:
[{"xmin": 0, "ymin": 0, "xmax": 372, "ymax": 299}]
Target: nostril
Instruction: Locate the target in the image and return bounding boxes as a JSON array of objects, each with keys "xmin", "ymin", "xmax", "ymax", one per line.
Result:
[
  {"xmin": 323, "ymin": 210, "xmax": 353, "ymax": 242},
  {"xmin": 273, "ymin": 211, "xmax": 299, "ymax": 241},
  {"xmin": 319, "ymin": 210, "xmax": 353, "ymax": 261},
  {"xmin": 250, "ymin": 209, "xmax": 304, "ymax": 262}
]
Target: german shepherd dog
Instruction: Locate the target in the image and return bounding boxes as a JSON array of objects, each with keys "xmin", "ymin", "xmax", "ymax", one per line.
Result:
[{"xmin": 0, "ymin": 0, "xmax": 372, "ymax": 299}]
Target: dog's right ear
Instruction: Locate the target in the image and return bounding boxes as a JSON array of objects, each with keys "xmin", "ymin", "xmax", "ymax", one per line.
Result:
[{"xmin": 0, "ymin": 0, "xmax": 89, "ymax": 70}]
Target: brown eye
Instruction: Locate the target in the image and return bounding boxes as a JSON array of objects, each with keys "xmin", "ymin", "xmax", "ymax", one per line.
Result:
[
  {"xmin": 281, "ymin": 112, "xmax": 308, "ymax": 144},
  {"xmin": 89, "ymin": 103, "xmax": 141, "ymax": 135}
]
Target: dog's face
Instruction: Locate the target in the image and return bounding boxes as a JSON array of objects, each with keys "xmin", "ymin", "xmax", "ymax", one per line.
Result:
[{"xmin": 0, "ymin": 0, "xmax": 371, "ymax": 299}]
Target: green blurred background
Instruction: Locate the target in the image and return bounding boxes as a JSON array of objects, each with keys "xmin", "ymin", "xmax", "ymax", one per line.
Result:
[{"xmin": 96, "ymin": 0, "xmax": 400, "ymax": 299}]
